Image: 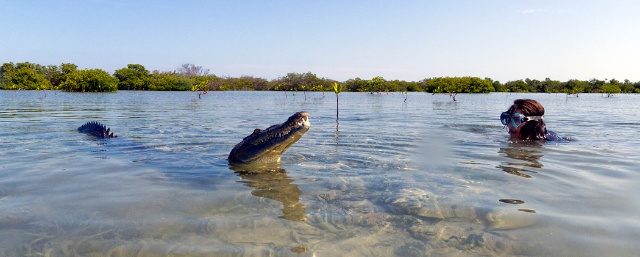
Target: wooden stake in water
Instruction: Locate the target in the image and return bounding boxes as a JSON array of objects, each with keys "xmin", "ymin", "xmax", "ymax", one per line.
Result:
[{"xmin": 333, "ymin": 82, "xmax": 343, "ymax": 131}]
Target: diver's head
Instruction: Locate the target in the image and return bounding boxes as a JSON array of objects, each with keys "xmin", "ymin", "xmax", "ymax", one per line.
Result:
[{"xmin": 501, "ymin": 99, "xmax": 547, "ymax": 140}]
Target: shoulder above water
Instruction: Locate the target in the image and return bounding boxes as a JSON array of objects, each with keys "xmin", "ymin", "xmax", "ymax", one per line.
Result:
[{"xmin": 544, "ymin": 130, "xmax": 564, "ymax": 141}]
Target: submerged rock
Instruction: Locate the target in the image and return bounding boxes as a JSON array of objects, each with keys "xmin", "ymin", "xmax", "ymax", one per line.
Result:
[
  {"xmin": 384, "ymin": 188, "xmax": 478, "ymax": 220},
  {"xmin": 483, "ymin": 207, "xmax": 537, "ymax": 230}
]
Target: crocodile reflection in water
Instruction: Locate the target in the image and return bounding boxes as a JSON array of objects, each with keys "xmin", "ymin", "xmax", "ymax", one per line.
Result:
[{"xmin": 231, "ymin": 166, "xmax": 306, "ymax": 221}]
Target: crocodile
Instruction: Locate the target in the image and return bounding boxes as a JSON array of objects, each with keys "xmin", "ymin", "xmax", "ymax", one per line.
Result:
[
  {"xmin": 77, "ymin": 111, "xmax": 310, "ymax": 165},
  {"xmin": 228, "ymin": 111, "xmax": 310, "ymax": 165},
  {"xmin": 78, "ymin": 121, "xmax": 117, "ymax": 138}
]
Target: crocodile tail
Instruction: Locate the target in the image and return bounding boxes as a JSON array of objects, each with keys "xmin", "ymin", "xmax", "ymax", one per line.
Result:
[{"xmin": 78, "ymin": 121, "xmax": 117, "ymax": 138}]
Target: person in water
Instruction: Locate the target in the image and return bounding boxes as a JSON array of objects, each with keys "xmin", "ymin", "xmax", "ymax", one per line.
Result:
[{"xmin": 501, "ymin": 99, "xmax": 561, "ymax": 141}]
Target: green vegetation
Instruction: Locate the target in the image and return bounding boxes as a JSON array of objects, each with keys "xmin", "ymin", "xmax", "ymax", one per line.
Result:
[
  {"xmin": 428, "ymin": 76, "xmax": 495, "ymax": 101},
  {"xmin": 601, "ymin": 84, "xmax": 621, "ymax": 97},
  {"xmin": 114, "ymin": 64, "xmax": 150, "ymax": 90},
  {"xmin": 2, "ymin": 61, "xmax": 640, "ymax": 94},
  {"xmin": 58, "ymin": 69, "xmax": 118, "ymax": 92},
  {"xmin": 0, "ymin": 62, "xmax": 52, "ymax": 90},
  {"xmin": 191, "ymin": 79, "xmax": 209, "ymax": 99},
  {"xmin": 59, "ymin": 69, "xmax": 118, "ymax": 92}
]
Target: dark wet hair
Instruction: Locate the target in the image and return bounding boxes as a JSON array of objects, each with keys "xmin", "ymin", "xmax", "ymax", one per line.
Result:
[{"xmin": 506, "ymin": 99, "xmax": 547, "ymax": 140}]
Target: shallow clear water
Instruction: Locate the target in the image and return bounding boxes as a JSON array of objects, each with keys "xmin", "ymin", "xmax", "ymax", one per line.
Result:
[{"xmin": 1, "ymin": 90, "xmax": 639, "ymax": 256}]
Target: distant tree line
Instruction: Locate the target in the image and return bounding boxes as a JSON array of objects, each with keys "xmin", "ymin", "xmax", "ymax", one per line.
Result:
[{"xmin": 2, "ymin": 62, "xmax": 639, "ymax": 95}]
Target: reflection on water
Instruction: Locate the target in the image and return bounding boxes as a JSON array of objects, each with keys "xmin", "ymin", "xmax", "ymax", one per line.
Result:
[
  {"xmin": 231, "ymin": 166, "xmax": 307, "ymax": 222},
  {"xmin": 2, "ymin": 91, "xmax": 640, "ymax": 256},
  {"xmin": 499, "ymin": 199, "xmax": 525, "ymax": 204},
  {"xmin": 497, "ymin": 141, "xmax": 544, "ymax": 178},
  {"xmin": 495, "ymin": 141, "xmax": 548, "ymax": 214}
]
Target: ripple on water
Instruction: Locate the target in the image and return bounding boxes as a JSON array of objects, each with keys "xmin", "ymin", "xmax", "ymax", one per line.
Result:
[{"xmin": 2, "ymin": 91, "xmax": 640, "ymax": 256}]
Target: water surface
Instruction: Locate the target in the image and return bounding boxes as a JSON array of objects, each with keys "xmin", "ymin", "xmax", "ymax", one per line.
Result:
[{"xmin": 1, "ymin": 91, "xmax": 639, "ymax": 256}]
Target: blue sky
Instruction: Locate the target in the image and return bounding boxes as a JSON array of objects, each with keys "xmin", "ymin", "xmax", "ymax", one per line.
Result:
[{"xmin": 2, "ymin": 0, "xmax": 639, "ymax": 82}]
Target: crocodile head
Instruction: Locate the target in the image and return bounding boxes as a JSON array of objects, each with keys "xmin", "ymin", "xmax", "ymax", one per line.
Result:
[{"xmin": 229, "ymin": 111, "xmax": 310, "ymax": 165}]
